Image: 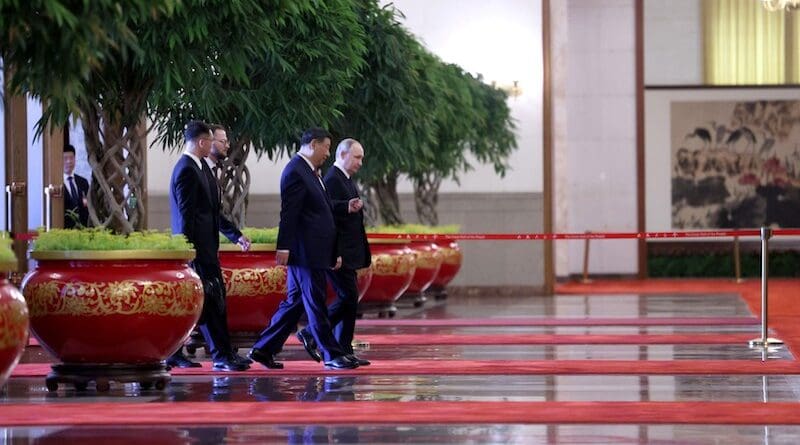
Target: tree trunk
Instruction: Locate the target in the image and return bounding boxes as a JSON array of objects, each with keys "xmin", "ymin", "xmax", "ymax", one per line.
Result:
[
  {"xmin": 80, "ymin": 105, "xmax": 147, "ymax": 234},
  {"xmin": 373, "ymin": 173, "xmax": 403, "ymax": 225},
  {"xmin": 359, "ymin": 182, "xmax": 379, "ymax": 227},
  {"xmin": 217, "ymin": 139, "xmax": 251, "ymax": 228},
  {"xmin": 413, "ymin": 172, "xmax": 441, "ymax": 226}
]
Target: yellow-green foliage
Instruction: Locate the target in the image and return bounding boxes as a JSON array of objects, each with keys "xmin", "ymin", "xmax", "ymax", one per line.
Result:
[
  {"xmin": 366, "ymin": 224, "xmax": 460, "ymax": 234},
  {"xmin": 32, "ymin": 229, "xmax": 193, "ymax": 251},
  {"xmin": 0, "ymin": 236, "xmax": 15, "ymax": 263},
  {"xmin": 220, "ymin": 227, "xmax": 279, "ymax": 244}
]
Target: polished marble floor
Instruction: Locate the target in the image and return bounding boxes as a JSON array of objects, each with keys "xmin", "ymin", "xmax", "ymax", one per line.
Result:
[{"xmin": 2, "ymin": 292, "xmax": 799, "ymax": 444}]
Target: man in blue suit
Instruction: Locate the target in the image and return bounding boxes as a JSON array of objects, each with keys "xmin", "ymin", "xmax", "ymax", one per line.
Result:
[
  {"xmin": 169, "ymin": 120, "xmax": 250, "ymax": 371},
  {"xmin": 249, "ymin": 128, "xmax": 357, "ymax": 370},
  {"xmin": 298, "ymin": 138, "xmax": 371, "ymax": 366}
]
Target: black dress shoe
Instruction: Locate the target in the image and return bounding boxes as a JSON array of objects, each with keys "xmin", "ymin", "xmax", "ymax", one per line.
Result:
[
  {"xmin": 234, "ymin": 353, "xmax": 253, "ymax": 365},
  {"xmin": 166, "ymin": 352, "xmax": 202, "ymax": 368},
  {"xmin": 324, "ymin": 356, "xmax": 359, "ymax": 370},
  {"xmin": 248, "ymin": 348, "xmax": 284, "ymax": 369},
  {"xmin": 296, "ymin": 328, "xmax": 322, "ymax": 362},
  {"xmin": 212, "ymin": 355, "xmax": 249, "ymax": 372},
  {"xmin": 346, "ymin": 354, "xmax": 370, "ymax": 366}
]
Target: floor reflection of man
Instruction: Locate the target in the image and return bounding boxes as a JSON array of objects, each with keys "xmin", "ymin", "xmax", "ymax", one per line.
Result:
[{"xmin": 287, "ymin": 376, "xmax": 359, "ymax": 444}]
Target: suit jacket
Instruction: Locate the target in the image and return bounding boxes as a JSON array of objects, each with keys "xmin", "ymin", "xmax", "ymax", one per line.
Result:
[
  {"xmin": 63, "ymin": 173, "xmax": 90, "ymax": 228},
  {"xmin": 170, "ymin": 154, "xmax": 241, "ymax": 266},
  {"xmin": 324, "ymin": 166, "xmax": 371, "ymax": 270},
  {"xmin": 277, "ymin": 155, "xmax": 337, "ymax": 269}
]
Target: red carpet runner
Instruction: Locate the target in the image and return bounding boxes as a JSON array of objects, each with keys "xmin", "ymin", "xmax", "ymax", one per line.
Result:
[
  {"xmin": 12, "ymin": 359, "xmax": 800, "ymax": 377},
  {"xmin": 9, "ymin": 279, "xmax": 800, "ymax": 432},
  {"xmin": 356, "ymin": 316, "xmax": 759, "ymax": 327},
  {"xmin": 555, "ymin": 279, "xmax": 800, "ymax": 356},
  {"xmin": 3, "ymin": 401, "xmax": 800, "ymax": 426}
]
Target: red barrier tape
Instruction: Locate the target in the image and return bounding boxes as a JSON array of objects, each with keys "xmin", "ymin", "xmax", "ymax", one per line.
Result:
[
  {"xmin": 369, "ymin": 228, "xmax": 800, "ymax": 241},
  {"xmin": 12, "ymin": 229, "xmax": 800, "ymax": 243},
  {"xmin": 12, "ymin": 232, "xmax": 37, "ymax": 241}
]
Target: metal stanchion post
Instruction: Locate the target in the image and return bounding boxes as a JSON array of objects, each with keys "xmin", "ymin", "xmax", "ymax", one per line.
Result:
[
  {"xmin": 748, "ymin": 226, "xmax": 783, "ymax": 352},
  {"xmin": 4, "ymin": 185, "xmax": 10, "ymax": 235},
  {"xmin": 44, "ymin": 185, "xmax": 52, "ymax": 231},
  {"xmin": 733, "ymin": 234, "xmax": 743, "ymax": 283},
  {"xmin": 581, "ymin": 231, "xmax": 592, "ymax": 284}
]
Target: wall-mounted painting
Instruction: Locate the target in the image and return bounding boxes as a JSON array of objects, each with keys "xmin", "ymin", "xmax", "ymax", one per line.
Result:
[{"xmin": 670, "ymin": 100, "xmax": 800, "ymax": 229}]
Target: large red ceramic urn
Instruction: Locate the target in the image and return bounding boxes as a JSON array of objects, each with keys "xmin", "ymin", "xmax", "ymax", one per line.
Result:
[
  {"xmin": 21, "ymin": 250, "xmax": 203, "ymax": 364},
  {"xmin": 404, "ymin": 241, "xmax": 445, "ymax": 295},
  {"xmin": 429, "ymin": 238, "xmax": 463, "ymax": 295},
  {"xmin": 359, "ymin": 239, "xmax": 416, "ymax": 316},
  {"xmin": 218, "ymin": 244, "xmax": 287, "ymax": 333},
  {"xmin": 0, "ymin": 259, "xmax": 29, "ymax": 387}
]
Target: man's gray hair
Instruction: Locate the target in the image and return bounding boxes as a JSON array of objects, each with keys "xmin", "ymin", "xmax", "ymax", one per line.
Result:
[{"xmin": 336, "ymin": 138, "xmax": 360, "ymax": 159}]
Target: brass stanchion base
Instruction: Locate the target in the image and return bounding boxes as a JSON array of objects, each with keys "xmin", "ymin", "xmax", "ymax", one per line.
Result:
[{"xmin": 748, "ymin": 337, "xmax": 784, "ymax": 348}]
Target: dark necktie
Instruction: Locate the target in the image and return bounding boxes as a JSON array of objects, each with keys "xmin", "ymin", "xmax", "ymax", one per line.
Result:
[
  {"xmin": 200, "ymin": 161, "xmax": 217, "ymax": 204},
  {"xmin": 67, "ymin": 176, "xmax": 79, "ymax": 202},
  {"xmin": 212, "ymin": 165, "xmax": 219, "ymax": 180}
]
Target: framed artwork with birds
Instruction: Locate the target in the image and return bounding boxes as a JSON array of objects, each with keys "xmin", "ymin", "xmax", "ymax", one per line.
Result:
[{"xmin": 669, "ymin": 99, "xmax": 800, "ymax": 229}]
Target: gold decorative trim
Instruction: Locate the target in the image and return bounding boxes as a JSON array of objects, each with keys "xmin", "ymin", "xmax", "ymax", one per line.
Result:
[
  {"xmin": 219, "ymin": 243, "xmax": 277, "ymax": 252},
  {"xmin": 367, "ymin": 238, "xmax": 411, "ymax": 245},
  {"xmin": 0, "ymin": 298, "xmax": 28, "ymax": 350},
  {"xmin": 24, "ymin": 280, "xmax": 202, "ymax": 317},
  {"xmin": 440, "ymin": 248, "xmax": 463, "ymax": 265},
  {"xmin": 221, "ymin": 266, "xmax": 287, "ymax": 297},
  {"xmin": 30, "ymin": 250, "xmax": 196, "ymax": 261},
  {"xmin": 371, "ymin": 252, "xmax": 416, "ymax": 276},
  {"xmin": 0, "ymin": 260, "xmax": 18, "ymax": 272},
  {"xmin": 414, "ymin": 250, "xmax": 444, "ymax": 269}
]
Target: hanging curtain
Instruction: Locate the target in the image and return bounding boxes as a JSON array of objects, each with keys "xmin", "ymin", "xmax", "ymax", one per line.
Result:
[{"xmin": 703, "ymin": 0, "xmax": 795, "ymax": 84}]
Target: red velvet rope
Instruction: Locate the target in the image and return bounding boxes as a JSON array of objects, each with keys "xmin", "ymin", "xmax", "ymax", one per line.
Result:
[
  {"xmin": 11, "ymin": 228, "xmax": 800, "ymax": 242},
  {"xmin": 368, "ymin": 228, "xmax": 800, "ymax": 241}
]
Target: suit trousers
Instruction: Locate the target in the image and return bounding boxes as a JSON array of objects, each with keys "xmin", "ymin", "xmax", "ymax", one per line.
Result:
[
  {"xmin": 192, "ymin": 261, "xmax": 234, "ymax": 362},
  {"xmin": 252, "ymin": 265, "xmax": 345, "ymax": 361},
  {"xmin": 325, "ymin": 268, "xmax": 359, "ymax": 354}
]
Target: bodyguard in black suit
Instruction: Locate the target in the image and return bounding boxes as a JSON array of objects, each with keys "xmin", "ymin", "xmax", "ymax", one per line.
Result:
[
  {"xmin": 298, "ymin": 138, "xmax": 371, "ymax": 366},
  {"xmin": 169, "ymin": 120, "xmax": 250, "ymax": 372},
  {"xmin": 63, "ymin": 144, "xmax": 90, "ymax": 228},
  {"xmin": 249, "ymin": 128, "xmax": 357, "ymax": 370}
]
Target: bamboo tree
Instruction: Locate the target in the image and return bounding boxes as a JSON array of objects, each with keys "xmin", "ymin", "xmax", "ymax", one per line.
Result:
[
  {"xmin": 332, "ymin": 1, "xmax": 438, "ymax": 225},
  {"xmin": 151, "ymin": 0, "xmax": 367, "ymax": 227},
  {"xmin": 409, "ymin": 67, "xmax": 517, "ymax": 225},
  {"xmin": 2, "ymin": 0, "xmax": 348, "ymax": 233}
]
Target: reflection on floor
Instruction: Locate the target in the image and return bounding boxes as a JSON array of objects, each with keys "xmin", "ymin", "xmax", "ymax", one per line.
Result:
[{"xmin": 3, "ymin": 288, "xmax": 800, "ymax": 444}]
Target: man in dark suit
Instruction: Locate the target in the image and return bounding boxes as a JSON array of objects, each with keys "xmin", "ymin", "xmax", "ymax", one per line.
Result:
[
  {"xmin": 298, "ymin": 138, "xmax": 371, "ymax": 366},
  {"xmin": 248, "ymin": 128, "xmax": 357, "ymax": 370},
  {"xmin": 63, "ymin": 144, "xmax": 90, "ymax": 228},
  {"xmin": 169, "ymin": 120, "xmax": 250, "ymax": 372}
]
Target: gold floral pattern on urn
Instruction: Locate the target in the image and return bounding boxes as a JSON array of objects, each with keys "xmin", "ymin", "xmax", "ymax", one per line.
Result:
[
  {"xmin": 222, "ymin": 267, "xmax": 287, "ymax": 297},
  {"xmin": 372, "ymin": 252, "xmax": 416, "ymax": 276},
  {"xmin": 440, "ymin": 247, "xmax": 463, "ymax": 265},
  {"xmin": 24, "ymin": 280, "xmax": 202, "ymax": 317},
  {"xmin": 414, "ymin": 249, "xmax": 444, "ymax": 269},
  {"xmin": 0, "ymin": 298, "xmax": 28, "ymax": 350}
]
